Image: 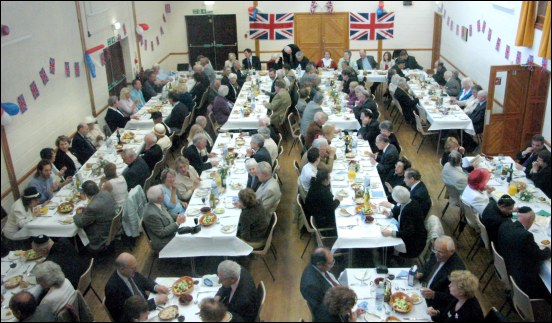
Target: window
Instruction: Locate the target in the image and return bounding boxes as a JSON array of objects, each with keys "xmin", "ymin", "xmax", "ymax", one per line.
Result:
[{"xmin": 535, "ymin": 1, "xmax": 548, "ymax": 30}]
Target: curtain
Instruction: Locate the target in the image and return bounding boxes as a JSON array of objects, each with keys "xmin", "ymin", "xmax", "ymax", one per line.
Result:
[
  {"xmin": 515, "ymin": 1, "xmax": 536, "ymax": 47},
  {"xmin": 538, "ymin": 2, "xmax": 551, "ymax": 59}
]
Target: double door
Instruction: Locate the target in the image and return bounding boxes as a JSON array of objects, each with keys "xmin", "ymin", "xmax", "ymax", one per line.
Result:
[
  {"xmin": 294, "ymin": 13, "xmax": 349, "ymax": 64},
  {"xmin": 186, "ymin": 15, "xmax": 237, "ymax": 70}
]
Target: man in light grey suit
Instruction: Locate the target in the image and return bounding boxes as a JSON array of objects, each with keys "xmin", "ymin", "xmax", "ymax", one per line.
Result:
[
  {"xmin": 200, "ymin": 57, "xmax": 217, "ymax": 84},
  {"xmin": 142, "ymin": 185, "xmax": 186, "ymax": 252},
  {"xmin": 74, "ymin": 181, "xmax": 116, "ymax": 252},
  {"xmin": 255, "ymin": 162, "xmax": 281, "ymax": 216},
  {"xmin": 300, "ymin": 92, "xmax": 324, "ymax": 137}
]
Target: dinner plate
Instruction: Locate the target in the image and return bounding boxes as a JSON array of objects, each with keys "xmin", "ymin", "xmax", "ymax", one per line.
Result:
[
  {"xmin": 7, "ymin": 252, "xmax": 19, "ymax": 260},
  {"xmin": 1, "ymin": 308, "xmax": 15, "ymax": 321},
  {"xmin": 214, "ymin": 208, "xmax": 225, "ymax": 214},
  {"xmin": 408, "ymin": 292, "xmax": 424, "ymax": 305},
  {"xmin": 337, "ymin": 190, "xmax": 349, "ymax": 197},
  {"xmin": 233, "ymin": 169, "xmax": 246, "ymax": 174},
  {"xmin": 224, "ymin": 203, "xmax": 236, "ymax": 209},
  {"xmin": 354, "ymin": 270, "xmax": 372, "ymax": 282},
  {"xmin": 187, "ymin": 208, "xmax": 200, "ymax": 216},
  {"xmin": 58, "ymin": 217, "xmax": 74, "ymax": 225},
  {"xmin": 334, "ymin": 175, "xmax": 345, "ymax": 181},
  {"xmin": 339, "ymin": 208, "xmax": 352, "ymax": 217},
  {"xmin": 221, "ymin": 225, "xmax": 237, "ymax": 234}
]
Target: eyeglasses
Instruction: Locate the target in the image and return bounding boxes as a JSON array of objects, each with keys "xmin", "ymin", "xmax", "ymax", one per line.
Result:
[{"xmin": 432, "ymin": 248, "xmax": 447, "ymax": 255}]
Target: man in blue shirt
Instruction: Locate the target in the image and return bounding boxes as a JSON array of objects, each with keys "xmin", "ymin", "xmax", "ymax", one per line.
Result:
[
  {"xmin": 28, "ymin": 160, "xmax": 58, "ymax": 203},
  {"xmin": 130, "ymin": 79, "xmax": 146, "ymax": 110}
]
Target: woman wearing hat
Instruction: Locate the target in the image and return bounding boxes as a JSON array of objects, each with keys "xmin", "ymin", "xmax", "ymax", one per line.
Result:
[
  {"xmin": 3, "ymin": 187, "xmax": 42, "ymax": 246},
  {"xmin": 153, "ymin": 124, "xmax": 171, "ymax": 151},
  {"xmin": 460, "ymin": 168, "xmax": 495, "ymax": 215},
  {"xmin": 84, "ymin": 116, "xmax": 105, "ymax": 148}
]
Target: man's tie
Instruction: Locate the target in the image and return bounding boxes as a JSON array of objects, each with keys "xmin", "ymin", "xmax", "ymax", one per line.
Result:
[
  {"xmin": 129, "ymin": 277, "xmax": 144, "ymax": 298},
  {"xmin": 249, "ymin": 58, "xmax": 252, "ymax": 68},
  {"xmin": 86, "ymin": 137, "xmax": 96, "ymax": 151},
  {"xmin": 426, "ymin": 261, "xmax": 442, "ymax": 288},
  {"xmin": 324, "ymin": 272, "xmax": 339, "ymax": 287}
]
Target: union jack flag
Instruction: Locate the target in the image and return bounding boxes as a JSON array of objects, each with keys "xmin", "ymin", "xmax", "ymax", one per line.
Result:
[
  {"xmin": 49, "ymin": 58, "xmax": 55, "ymax": 74},
  {"xmin": 17, "ymin": 95, "xmax": 27, "ymax": 114},
  {"xmin": 39, "ymin": 68, "xmax": 49, "ymax": 85},
  {"xmin": 74, "ymin": 62, "xmax": 80, "ymax": 77},
  {"xmin": 249, "ymin": 12, "xmax": 294, "ymax": 40},
  {"xmin": 30, "ymin": 81, "xmax": 39, "ymax": 100},
  {"xmin": 65, "ymin": 62, "xmax": 70, "ymax": 77},
  {"xmin": 349, "ymin": 12, "xmax": 395, "ymax": 40}
]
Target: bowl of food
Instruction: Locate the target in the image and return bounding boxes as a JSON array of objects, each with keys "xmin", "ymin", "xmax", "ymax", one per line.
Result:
[
  {"xmin": 199, "ymin": 213, "xmax": 218, "ymax": 226},
  {"xmin": 158, "ymin": 305, "xmax": 179, "ymax": 321},
  {"xmin": 365, "ymin": 215, "xmax": 374, "ymax": 224},
  {"xmin": 231, "ymin": 183, "xmax": 243, "ymax": 190},
  {"xmin": 385, "ymin": 316, "xmax": 402, "ymax": 322},
  {"xmin": 178, "ymin": 293, "xmax": 194, "ymax": 305},
  {"xmin": 200, "ymin": 206, "xmax": 212, "ymax": 213},
  {"xmin": 171, "ymin": 276, "xmax": 194, "ymax": 296},
  {"xmin": 390, "ymin": 292, "xmax": 413, "ymax": 313},
  {"xmin": 4, "ymin": 275, "xmax": 23, "ymax": 289},
  {"xmin": 57, "ymin": 202, "xmax": 74, "ymax": 214}
]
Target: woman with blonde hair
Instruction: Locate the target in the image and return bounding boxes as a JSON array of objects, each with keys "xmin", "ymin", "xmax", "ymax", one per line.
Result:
[
  {"xmin": 320, "ymin": 125, "xmax": 336, "ymax": 144},
  {"xmin": 224, "ymin": 52, "xmax": 237, "ymax": 69},
  {"xmin": 427, "ymin": 270, "xmax": 483, "ymax": 322},
  {"xmin": 118, "ymin": 87, "xmax": 139, "ymax": 117},
  {"xmin": 174, "ymin": 156, "xmax": 200, "ymax": 202}
]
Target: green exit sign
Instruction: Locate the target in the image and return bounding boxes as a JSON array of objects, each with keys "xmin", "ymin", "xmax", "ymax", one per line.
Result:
[
  {"xmin": 107, "ymin": 36, "xmax": 116, "ymax": 46},
  {"xmin": 192, "ymin": 9, "xmax": 207, "ymax": 14}
]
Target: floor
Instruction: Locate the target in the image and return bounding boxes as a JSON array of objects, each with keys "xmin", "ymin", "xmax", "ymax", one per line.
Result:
[{"xmin": 83, "ymin": 96, "xmax": 523, "ymax": 322}]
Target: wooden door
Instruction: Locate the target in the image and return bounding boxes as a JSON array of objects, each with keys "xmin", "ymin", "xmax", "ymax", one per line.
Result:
[
  {"xmin": 213, "ymin": 15, "xmax": 238, "ymax": 70},
  {"xmin": 482, "ymin": 65, "xmax": 549, "ymax": 157},
  {"xmin": 294, "ymin": 13, "xmax": 349, "ymax": 63},
  {"xmin": 104, "ymin": 41, "xmax": 126, "ymax": 97},
  {"xmin": 431, "ymin": 12, "xmax": 442, "ymax": 66}
]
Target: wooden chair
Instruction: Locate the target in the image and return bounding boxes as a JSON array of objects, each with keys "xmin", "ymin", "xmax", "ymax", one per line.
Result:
[
  {"xmin": 207, "ymin": 111, "xmax": 220, "ymax": 134},
  {"xmin": 272, "ymin": 159, "xmax": 282, "ymax": 185},
  {"xmin": 255, "ymin": 281, "xmax": 266, "ymax": 322},
  {"xmin": 277, "ymin": 145, "xmax": 284, "ymax": 161},
  {"xmin": 510, "ymin": 275, "xmax": 551, "ymax": 322},
  {"xmin": 106, "ymin": 208, "xmax": 123, "ymax": 248},
  {"xmin": 252, "ymin": 213, "xmax": 278, "ymax": 281},
  {"xmin": 460, "ymin": 199, "xmax": 481, "ymax": 253},
  {"xmin": 441, "ymin": 184, "xmax": 462, "ymax": 218},
  {"xmin": 141, "ymin": 221, "xmax": 158, "ymax": 279},
  {"xmin": 391, "ymin": 99, "xmax": 404, "ymax": 131},
  {"xmin": 77, "ymin": 258, "xmax": 101, "ymax": 303},
  {"xmin": 412, "ymin": 112, "xmax": 439, "ymax": 154},
  {"xmin": 310, "ymin": 217, "xmax": 337, "ymax": 248},
  {"xmin": 297, "ymin": 195, "xmax": 314, "ymax": 258},
  {"xmin": 293, "ymin": 160, "xmax": 301, "ymax": 177},
  {"xmin": 276, "ymin": 133, "xmax": 283, "ymax": 151},
  {"xmin": 418, "ymin": 215, "xmax": 445, "ymax": 267},
  {"xmin": 287, "ymin": 112, "xmax": 302, "ymax": 155},
  {"xmin": 102, "ymin": 296, "xmax": 115, "ymax": 322},
  {"xmin": 483, "ymin": 242, "xmax": 511, "ymax": 300},
  {"xmin": 56, "ymin": 290, "xmax": 93, "ymax": 322}
]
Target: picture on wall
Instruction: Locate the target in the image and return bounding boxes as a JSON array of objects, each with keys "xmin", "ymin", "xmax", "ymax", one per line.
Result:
[{"xmin": 461, "ymin": 26, "xmax": 468, "ymax": 42}]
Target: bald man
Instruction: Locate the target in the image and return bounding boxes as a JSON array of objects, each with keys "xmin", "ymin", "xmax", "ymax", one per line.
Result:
[
  {"xmin": 71, "ymin": 122, "xmax": 96, "ymax": 164},
  {"xmin": 497, "ymin": 207, "xmax": 551, "ymax": 300},
  {"xmin": 105, "ymin": 252, "xmax": 169, "ymax": 322},
  {"xmin": 9, "ymin": 291, "xmax": 55, "ymax": 322}
]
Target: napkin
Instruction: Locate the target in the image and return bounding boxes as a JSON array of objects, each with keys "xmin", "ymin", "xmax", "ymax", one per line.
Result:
[
  {"xmin": 396, "ymin": 270, "xmax": 409, "ymax": 278},
  {"xmin": 536, "ymin": 210, "xmax": 551, "ymax": 217},
  {"xmin": 371, "ymin": 191, "xmax": 385, "ymax": 198}
]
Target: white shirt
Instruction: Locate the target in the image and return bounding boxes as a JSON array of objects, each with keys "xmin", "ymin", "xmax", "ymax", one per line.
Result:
[
  {"xmin": 461, "ymin": 186, "xmax": 490, "ymax": 215},
  {"xmin": 40, "ymin": 279, "xmax": 75, "ymax": 314},
  {"xmin": 264, "ymin": 139, "xmax": 278, "ymax": 163},
  {"xmin": 3, "ymin": 199, "xmax": 34, "ymax": 240},
  {"xmin": 109, "ymin": 176, "xmax": 129, "ymax": 208},
  {"xmin": 428, "ymin": 262, "xmax": 446, "ymax": 287},
  {"xmin": 299, "ymin": 163, "xmax": 318, "ymax": 192},
  {"xmin": 321, "ymin": 58, "xmax": 333, "ymax": 68}
]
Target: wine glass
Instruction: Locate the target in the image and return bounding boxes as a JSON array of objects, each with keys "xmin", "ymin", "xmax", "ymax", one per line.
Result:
[{"xmin": 201, "ymin": 197, "xmax": 206, "ymax": 206}]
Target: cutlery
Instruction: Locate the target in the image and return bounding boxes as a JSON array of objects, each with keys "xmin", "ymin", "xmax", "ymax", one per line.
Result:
[
  {"xmin": 401, "ymin": 318, "xmax": 425, "ymax": 321},
  {"xmin": 384, "ymin": 303, "xmax": 391, "ymax": 315},
  {"xmin": 23, "ymin": 265, "xmax": 31, "ymax": 275}
]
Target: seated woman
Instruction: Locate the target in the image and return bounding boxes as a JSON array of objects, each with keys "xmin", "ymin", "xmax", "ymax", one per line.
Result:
[
  {"xmin": 444, "ymin": 71, "xmax": 461, "ymax": 97},
  {"xmin": 160, "ymin": 169, "xmax": 186, "ymax": 217},
  {"xmin": 35, "ymin": 261, "xmax": 76, "ymax": 314},
  {"xmin": 299, "ymin": 148, "xmax": 320, "ymax": 193},
  {"xmin": 3, "ymin": 187, "xmax": 42, "ymax": 247},
  {"xmin": 319, "ymin": 125, "xmax": 336, "ymax": 145},
  {"xmin": 53, "ymin": 135, "xmax": 80, "ymax": 178},
  {"xmin": 175, "ymin": 80, "xmax": 194, "ymax": 111},
  {"xmin": 100, "ymin": 163, "xmax": 128, "ymax": 209},
  {"xmin": 379, "ymin": 51, "xmax": 395, "ymax": 71},
  {"xmin": 346, "ymin": 81, "xmax": 359, "ymax": 107},
  {"xmin": 461, "ymin": 168, "xmax": 494, "ymax": 215},
  {"xmin": 212, "ymin": 85, "xmax": 232, "ymax": 125},
  {"xmin": 384, "ymin": 156, "xmax": 411, "ymax": 197},
  {"xmin": 305, "ymin": 170, "xmax": 342, "ymax": 232},
  {"xmin": 174, "ymin": 156, "xmax": 200, "ymax": 202},
  {"xmin": 352, "ymin": 86, "xmax": 378, "ymax": 122},
  {"xmin": 296, "ymin": 87, "xmax": 310, "ymax": 116},
  {"xmin": 245, "ymin": 158, "xmax": 261, "ymax": 192},
  {"xmin": 380, "ymin": 186, "xmax": 427, "ymax": 259},
  {"xmin": 442, "ymin": 151, "xmax": 468, "ymax": 194},
  {"xmin": 318, "ymin": 286, "xmax": 365, "ymax": 322},
  {"xmin": 40, "ymin": 147, "xmax": 70, "ymax": 186},
  {"xmin": 379, "ymin": 120, "xmax": 401, "ymax": 154},
  {"xmin": 315, "ymin": 50, "xmax": 338, "ymax": 70},
  {"xmin": 118, "ymin": 87, "xmax": 139, "ymax": 118},
  {"xmin": 427, "ymin": 270, "xmax": 484, "ymax": 322},
  {"xmin": 237, "ymin": 188, "xmax": 270, "ymax": 248},
  {"xmin": 526, "ymin": 149, "xmax": 551, "ymax": 198}
]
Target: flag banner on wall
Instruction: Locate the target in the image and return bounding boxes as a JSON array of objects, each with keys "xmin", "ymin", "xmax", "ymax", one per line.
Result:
[
  {"xmin": 249, "ymin": 12, "xmax": 294, "ymax": 40},
  {"xmin": 443, "ymin": 9, "xmax": 447, "ymax": 18},
  {"xmin": 482, "ymin": 20, "xmax": 486, "ymax": 33},
  {"xmin": 165, "ymin": 4, "xmax": 171, "ymax": 13},
  {"xmin": 505, "ymin": 45, "xmax": 510, "ymax": 60},
  {"xmin": 447, "ymin": 16, "xmax": 450, "ymax": 25},
  {"xmin": 151, "ymin": 41, "xmax": 154, "ymax": 51},
  {"xmin": 65, "ymin": 62, "xmax": 70, "ymax": 77},
  {"xmin": 495, "ymin": 38, "xmax": 501, "ymax": 51},
  {"xmin": 144, "ymin": 39, "xmax": 147, "ymax": 50},
  {"xmin": 516, "ymin": 51, "xmax": 522, "ymax": 64},
  {"xmin": 30, "ymin": 81, "xmax": 39, "ymax": 100},
  {"xmin": 39, "ymin": 68, "xmax": 49, "ymax": 85},
  {"xmin": 542, "ymin": 58, "xmax": 548, "ymax": 69},
  {"xmin": 477, "ymin": 20, "xmax": 480, "ymax": 32},
  {"xmin": 123, "ymin": 23, "xmax": 127, "ymax": 35},
  {"xmin": 469, "ymin": 25, "xmax": 472, "ymax": 37},
  {"xmin": 163, "ymin": 14, "xmax": 166, "ymax": 23},
  {"xmin": 450, "ymin": 20, "xmax": 453, "ymax": 31},
  {"xmin": 310, "ymin": 1, "xmax": 318, "ymax": 14},
  {"xmin": 349, "ymin": 12, "xmax": 395, "ymax": 40},
  {"xmin": 456, "ymin": 24, "xmax": 459, "ymax": 36},
  {"xmin": 100, "ymin": 52, "xmax": 106, "ymax": 66},
  {"xmin": 74, "ymin": 62, "xmax": 80, "ymax": 77},
  {"xmin": 139, "ymin": 35, "xmax": 143, "ymax": 45},
  {"xmin": 446, "ymin": 19, "xmax": 449, "ymax": 27},
  {"xmin": 17, "ymin": 95, "xmax": 27, "ymax": 113},
  {"xmin": 527, "ymin": 55, "xmax": 533, "ymax": 65},
  {"xmin": 326, "ymin": 1, "xmax": 333, "ymax": 13},
  {"xmin": 49, "ymin": 58, "xmax": 55, "ymax": 74},
  {"xmin": 156, "ymin": 36, "xmax": 160, "ymax": 46},
  {"xmin": 160, "ymin": 26, "xmax": 164, "ymax": 35},
  {"xmin": 487, "ymin": 28, "xmax": 492, "ymax": 41}
]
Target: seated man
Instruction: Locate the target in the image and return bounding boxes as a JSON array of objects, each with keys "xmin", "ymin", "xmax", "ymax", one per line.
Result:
[
  {"xmin": 73, "ymin": 180, "xmax": 117, "ymax": 252},
  {"xmin": 432, "ymin": 60, "xmax": 447, "ymax": 86},
  {"xmin": 257, "ymin": 127, "xmax": 278, "ymax": 164},
  {"xmin": 71, "ymin": 122, "xmax": 96, "ymax": 165},
  {"xmin": 263, "ymin": 79, "xmax": 291, "ymax": 130},
  {"xmin": 368, "ymin": 134, "xmax": 399, "ymax": 181},
  {"xmin": 140, "ymin": 133, "xmax": 163, "ymax": 171},
  {"xmin": 526, "ymin": 149, "xmax": 551, "ymax": 198},
  {"xmin": 142, "ymin": 69, "xmax": 160, "ymax": 102},
  {"xmin": 516, "ymin": 134, "xmax": 546, "ymax": 175},
  {"xmin": 294, "ymin": 51, "xmax": 310, "ymax": 70},
  {"xmin": 242, "ymin": 48, "xmax": 261, "ymax": 70},
  {"xmin": 105, "ymin": 96, "xmax": 132, "ymax": 132},
  {"xmin": 130, "ymin": 79, "xmax": 146, "ymax": 110},
  {"xmin": 497, "ymin": 207, "xmax": 551, "ymax": 300},
  {"xmin": 31, "ymin": 235, "xmax": 89, "ymax": 289},
  {"xmin": 215, "ymin": 260, "xmax": 257, "ymax": 322},
  {"xmin": 463, "ymin": 90, "xmax": 487, "ymax": 152},
  {"xmin": 199, "ymin": 297, "xmax": 243, "ymax": 322},
  {"xmin": 184, "ymin": 134, "xmax": 219, "ymax": 176},
  {"xmin": 121, "ymin": 148, "xmax": 150, "ymax": 191},
  {"xmin": 142, "ymin": 185, "xmax": 186, "ymax": 252},
  {"xmin": 416, "ymin": 236, "xmax": 465, "ymax": 308},
  {"xmin": 300, "ymin": 247, "xmax": 340, "ymax": 322},
  {"xmin": 301, "ymin": 138, "xmax": 337, "ymax": 173},
  {"xmin": 300, "ymin": 92, "xmax": 324, "ymax": 137},
  {"xmin": 165, "ymin": 91, "xmax": 190, "ymax": 131},
  {"xmin": 9, "ymin": 291, "xmax": 55, "ymax": 322},
  {"xmin": 399, "ymin": 50, "xmax": 423, "ymax": 70},
  {"xmin": 481, "ymin": 195, "xmax": 515, "ymax": 244},
  {"xmin": 404, "ymin": 168, "xmax": 432, "ymax": 217},
  {"xmin": 151, "ymin": 111, "xmax": 172, "ymax": 137},
  {"xmin": 105, "ymin": 252, "xmax": 169, "ymax": 322},
  {"xmin": 246, "ymin": 134, "xmax": 272, "ymax": 167},
  {"xmin": 451, "ymin": 85, "xmax": 482, "ymax": 115},
  {"xmin": 357, "ymin": 109, "xmax": 380, "ymax": 151},
  {"xmin": 393, "ymin": 78, "xmax": 418, "ymax": 125},
  {"xmin": 384, "ymin": 157, "xmax": 411, "ymax": 198},
  {"xmin": 255, "ymin": 161, "xmax": 282, "ymax": 216},
  {"xmin": 305, "ymin": 112, "xmax": 328, "ymax": 150}
]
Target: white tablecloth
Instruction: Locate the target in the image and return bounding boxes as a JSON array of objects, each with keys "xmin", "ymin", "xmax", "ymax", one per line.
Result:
[
  {"xmin": 329, "ymin": 137, "xmax": 405, "ymax": 253},
  {"xmin": 125, "ymin": 96, "xmax": 173, "ymax": 130},
  {"xmin": 2, "ymin": 251, "xmax": 41, "ymax": 311},
  {"xmin": 159, "ymin": 134, "xmax": 253, "ymax": 258},
  {"xmin": 339, "ymin": 268, "xmax": 432, "ymax": 322}
]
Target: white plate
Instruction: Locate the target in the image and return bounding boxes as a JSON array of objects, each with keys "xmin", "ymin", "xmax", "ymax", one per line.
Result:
[
  {"xmin": 337, "ymin": 190, "xmax": 349, "ymax": 197},
  {"xmin": 334, "ymin": 142, "xmax": 344, "ymax": 148},
  {"xmin": 187, "ymin": 208, "xmax": 200, "ymax": 216},
  {"xmin": 354, "ymin": 270, "xmax": 372, "ymax": 282},
  {"xmin": 224, "ymin": 203, "xmax": 236, "ymax": 209},
  {"xmin": 339, "ymin": 208, "xmax": 352, "ymax": 217},
  {"xmin": 7, "ymin": 252, "xmax": 19, "ymax": 260},
  {"xmin": 58, "ymin": 218, "xmax": 74, "ymax": 225},
  {"xmin": 214, "ymin": 208, "xmax": 225, "ymax": 214},
  {"xmin": 221, "ymin": 225, "xmax": 237, "ymax": 234},
  {"xmin": 233, "ymin": 169, "xmax": 246, "ymax": 174},
  {"xmin": 334, "ymin": 175, "xmax": 345, "ymax": 181},
  {"xmin": 408, "ymin": 292, "xmax": 424, "ymax": 305},
  {"xmin": 1, "ymin": 308, "xmax": 15, "ymax": 321}
]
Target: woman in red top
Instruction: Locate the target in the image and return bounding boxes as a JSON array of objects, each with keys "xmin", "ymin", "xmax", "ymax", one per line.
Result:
[{"xmin": 316, "ymin": 50, "xmax": 338, "ymax": 69}]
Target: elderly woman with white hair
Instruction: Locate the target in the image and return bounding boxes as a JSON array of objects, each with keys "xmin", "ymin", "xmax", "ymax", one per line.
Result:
[
  {"xmin": 212, "ymin": 85, "xmax": 232, "ymax": 125},
  {"xmin": 34, "ymin": 261, "xmax": 75, "ymax": 314},
  {"xmin": 444, "ymin": 70, "xmax": 461, "ymax": 97},
  {"xmin": 224, "ymin": 52, "xmax": 237, "ymax": 69},
  {"xmin": 226, "ymin": 73, "xmax": 240, "ymax": 103},
  {"xmin": 245, "ymin": 159, "xmax": 261, "ymax": 191},
  {"xmin": 215, "ymin": 260, "xmax": 257, "ymax": 322},
  {"xmin": 380, "ymin": 186, "xmax": 428, "ymax": 259},
  {"xmin": 118, "ymin": 87, "xmax": 140, "ymax": 117},
  {"xmin": 457, "ymin": 77, "xmax": 474, "ymax": 101}
]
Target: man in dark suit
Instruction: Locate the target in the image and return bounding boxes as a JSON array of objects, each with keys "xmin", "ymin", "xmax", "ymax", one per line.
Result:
[
  {"xmin": 497, "ymin": 207, "xmax": 551, "ymax": 300},
  {"xmin": 404, "ymin": 168, "xmax": 432, "ymax": 217},
  {"xmin": 416, "ymin": 236, "xmax": 465, "ymax": 308},
  {"xmin": 142, "ymin": 69, "xmax": 160, "ymax": 102},
  {"xmin": 282, "ymin": 44, "xmax": 301, "ymax": 67},
  {"xmin": 231, "ymin": 60, "xmax": 248, "ymax": 87},
  {"xmin": 481, "ymin": 196, "xmax": 515, "ymax": 244},
  {"xmin": 166, "ymin": 91, "xmax": 190, "ymax": 131},
  {"xmin": 300, "ymin": 247, "xmax": 339, "ymax": 322},
  {"xmin": 357, "ymin": 109, "xmax": 380, "ymax": 151},
  {"xmin": 369, "ymin": 134, "xmax": 399, "ymax": 181},
  {"xmin": 433, "ymin": 60, "xmax": 447, "ymax": 86},
  {"xmin": 215, "ymin": 260, "xmax": 257, "ymax": 322},
  {"xmin": 73, "ymin": 180, "xmax": 116, "ymax": 252},
  {"xmin": 121, "ymin": 149, "xmax": 150, "ymax": 191},
  {"xmin": 105, "ymin": 252, "xmax": 170, "ymax": 322},
  {"xmin": 190, "ymin": 72, "xmax": 209, "ymax": 105},
  {"xmin": 140, "ymin": 134, "xmax": 163, "ymax": 171},
  {"xmin": 399, "ymin": 50, "xmax": 423, "ymax": 70},
  {"xmin": 184, "ymin": 133, "xmax": 219, "ymax": 176},
  {"xmin": 390, "ymin": 59, "xmax": 408, "ymax": 80},
  {"xmin": 515, "ymin": 134, "xmax": 546, "ymax": 173},
  {"xmin": 105, "ymin": 96, "xmax": 131, "ymax": 132},
  {"xmin": 394, "ymin": 78, "xmax": 418, "ymax": 125},
  {"xmin": 242, "ymin": 48, "xmax": 261, "ymax": 70},
  {"xmin": 245, "ymin": 134, "xmax": 272, "ymax": 167},
  {"xmin": 31, "ymin": 235, "xmax": 89, "ymax": 289},
  {"xmin": 71, "ymin": 123, "xmax": 96, "ymax": 164},
  {"xmin": 463, "ymin": 90, "xmax": 487, "ymax": 151}
]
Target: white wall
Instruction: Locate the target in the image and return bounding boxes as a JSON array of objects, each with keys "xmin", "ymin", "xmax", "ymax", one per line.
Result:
[{"xmin": 440, "ymin": 1, "xmax": 551, "ymax": 141}]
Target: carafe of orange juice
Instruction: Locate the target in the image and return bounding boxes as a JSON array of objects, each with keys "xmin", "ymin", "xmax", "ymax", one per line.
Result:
[{"xmin": 508, "ymin": 183, "xmax": 518, "ymax": 196}]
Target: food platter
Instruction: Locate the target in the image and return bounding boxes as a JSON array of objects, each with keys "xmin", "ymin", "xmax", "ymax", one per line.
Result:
[
  {"xmin": 158, "ymin": 305, "xmax": 179, "ymax": 321},
  {"xmin": 57, "ymin": 202, "xmax": 74, "ymax": 214},
  {"xmin": 171, "ymin": 276, "xmax": 194, "ymax": 296},
  {"xmin": 23, "ymin": 249, "xmax": 42, "ymax": 261},
  {"xmin": 389, "ymin": 292, "xmax": 413, "ymax": 313},
  {"xmin": 4, "ymin": 275, "xmax": 23, "ymax": 289},
  {"xmin": 199, "ymin": 213, "xmax": 218, "ymax": 226}
]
